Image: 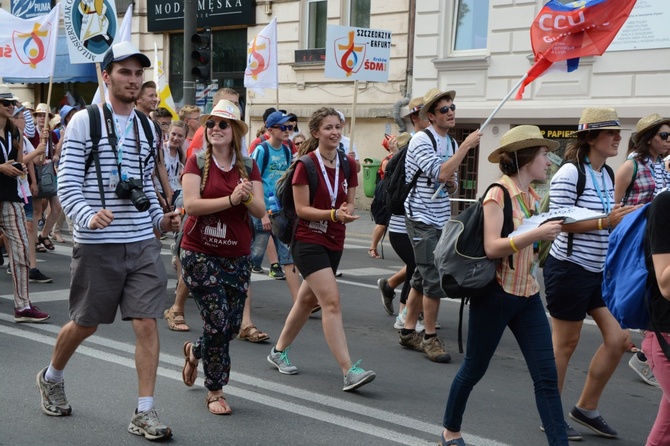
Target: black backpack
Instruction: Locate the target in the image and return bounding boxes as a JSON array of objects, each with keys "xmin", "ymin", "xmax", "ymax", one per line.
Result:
[
  {"xmin": 434, "ymin": 183, "xmax": 514, "ymax": 353},
  {"xmin": 271, "ymin": 151, "xmax": 351, "ymax": 245},
  {"xmin": 384, "ymin": 129, "xmax": 454, "ymax": 216},
  {"xmin": 537, "ymin": 160, "xmax": 615, "ymax": 267}
]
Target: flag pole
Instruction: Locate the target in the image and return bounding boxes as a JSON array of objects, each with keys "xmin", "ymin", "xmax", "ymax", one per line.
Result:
[
  {"xmin": 430, "ymin": 72, "xmax": 528, "ymax": 201},
  {"xmin": 348, "ymin": 80, "xmax": 358, "ymax": 155},
  {"xmin": 95, "ymin": 63, "xmax": 106, "ymax": 105},
  {"xmin": 275, "ymin": 88, "xmax": 279, "ymax": 111}
]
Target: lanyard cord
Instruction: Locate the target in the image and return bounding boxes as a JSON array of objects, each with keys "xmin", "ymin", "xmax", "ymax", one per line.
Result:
[
  {"xmin": 584, "ymin": 157, "xmax": 611, "ymax": 214},
  {"xmin": 102, "ymin": 105, "xmax": 143, "ymax": 179}
]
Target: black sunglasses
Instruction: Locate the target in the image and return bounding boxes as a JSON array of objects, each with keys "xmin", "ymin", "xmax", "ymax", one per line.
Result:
[
  {"xmin": 205, "ymin": 120, "xmax": 229, "ymax": 130},
  {"xmin": 658, "ymin": 132, "xmax": 670, "ymax": 141},
  {"xmin": 272, "ymin": 124, "xmax": 294, "ymax": 132},
  {"xmin": 0, "ymin": 100, "xmax": 16, "ymax": 107},
  {"xmin": 436, "ymin": 104, "xmax": 456, "ymax": 114}
]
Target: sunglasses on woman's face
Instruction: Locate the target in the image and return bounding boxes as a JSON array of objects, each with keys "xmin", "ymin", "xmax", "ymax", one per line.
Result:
[
  {"xmin": 295, "ymin": 141, "xmax": 304, "ymax": 146},
  {"xmin": 205, "ymin": 120, "xmax": 229, "ymax": 130},
  {"xmin": 0, "ymin": 100, "xmax": 16, "ymax": 107},
  {"xmin": 657, "ymin": 132, "xmax": 670, "ymax": 141}
]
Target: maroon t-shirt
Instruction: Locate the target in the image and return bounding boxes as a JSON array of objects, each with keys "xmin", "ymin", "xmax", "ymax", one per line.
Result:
[
  {"xmin": 293, "ymin": 152, "xmax": 358, "ymax": 251},
  {"xmin": 180, "ymin": 156, "xmax": 261, "ymax": 257}
]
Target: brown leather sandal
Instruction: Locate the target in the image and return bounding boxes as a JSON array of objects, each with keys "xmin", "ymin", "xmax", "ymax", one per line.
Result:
[
  {"xmin": 181, "ymin": 342, "xmax": 198, "ymax": 387},
  {"xmin": 164, "ymin": 307, "xmax": 190, "ymax": 331},
  {"xmin": 237, "ymin": 325, "xmax": 270, "ymax": 343},
  {"xmin": 206, "ymin": 394, "xmax": 232, "ymax": 415}
]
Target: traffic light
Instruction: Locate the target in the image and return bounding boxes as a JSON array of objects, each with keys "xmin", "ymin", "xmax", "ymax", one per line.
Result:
[{"xmin": 191, "ymin": 28, "xmax": 211, "ymax": 82}]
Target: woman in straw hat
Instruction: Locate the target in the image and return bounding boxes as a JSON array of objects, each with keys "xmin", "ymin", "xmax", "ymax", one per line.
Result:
[
  {"xmin": 267, "ymin": 107, "xmax": 376, "ymax": 392},
  {"xmin": 542, "ymin": 107, "xmax": 639, "ymax": 440},
  {"xmin": 440, "ymin": 125, "xmax": 567, "ymax": 446},
  {"xmin": 615, "ymin": 113, "xmax": 670, "ymax": 381},
  {"xmin": 178, "ymin": 99, "xmax": 265, "ymax": 415},
  {"xmin": 615, "ymin": 113, "xmax": 670, "ymax": 206}
]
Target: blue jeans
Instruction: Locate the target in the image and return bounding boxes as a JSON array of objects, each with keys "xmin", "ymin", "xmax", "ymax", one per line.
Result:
[
  {"xmin": 250, "ymin": 215, "xmax": 292, "ymax": 268},
  {"xmin": 443, "ymin": 282, "xmax": 568, "ymax": 446}
]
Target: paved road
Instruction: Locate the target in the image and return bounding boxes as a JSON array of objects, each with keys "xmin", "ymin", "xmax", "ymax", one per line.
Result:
[{"xmin": 0, "ymin": 212, "xmax": 659, "ymax": 445}]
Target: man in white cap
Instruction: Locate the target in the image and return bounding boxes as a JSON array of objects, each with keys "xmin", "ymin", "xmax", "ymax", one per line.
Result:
[
  {"xmin": 398, "ymin": 88, "xmax": 482, "ymax": 363},
  {"xmin": 36, "ymin": 41, "xmax": 180, "ymax": 441}
]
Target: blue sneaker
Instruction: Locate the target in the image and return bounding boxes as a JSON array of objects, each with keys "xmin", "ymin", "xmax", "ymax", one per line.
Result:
[{"xmin": 569, "ymin": 406, "xmax": 617, "ymax": 438}]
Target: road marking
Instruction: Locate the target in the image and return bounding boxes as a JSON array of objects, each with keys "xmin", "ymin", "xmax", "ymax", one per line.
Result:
[{"xmin": 0, "ymin": 314, "xmax": 510, "ymax": 446}]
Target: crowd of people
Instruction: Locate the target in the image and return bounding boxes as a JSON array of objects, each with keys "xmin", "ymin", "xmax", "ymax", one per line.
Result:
[{"xmin": 2, "ymin": 40, "xmax": 670, "ymax": 444}]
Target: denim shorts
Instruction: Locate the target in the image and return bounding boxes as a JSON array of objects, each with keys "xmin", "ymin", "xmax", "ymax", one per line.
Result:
[
  {"xmin": 23, "ymin": 197, "xmax": 33, "ymax": 222},
  {"xmin": 543, "ymin": 254, "xmax": 605, "ymax": 321}
]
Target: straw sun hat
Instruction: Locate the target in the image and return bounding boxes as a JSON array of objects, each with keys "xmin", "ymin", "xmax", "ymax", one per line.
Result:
[
  {"xmin": 200, "ymin": 99, "xmax": 248, "ymax": 135},
  {"xmin": 34, "ymin": 103, "xmax": 53, "ymax": 117},
  {"xmin": 573, "ymin": 107, "xmax": 622, "ymax": 133},
  {"xmin": 403, "ymin": 96, "xmax": 425, "ymax": 118},
  {"xmin": 633, "ymin": 113, "xmax": 670, "ymax": 143},
  {"xmin": 488, "ymin": 125, "xmax": 560, "ymax": 163},
  {"xmin": 419, "ymin": 88, "xmax": 456, "ymax": 119}
]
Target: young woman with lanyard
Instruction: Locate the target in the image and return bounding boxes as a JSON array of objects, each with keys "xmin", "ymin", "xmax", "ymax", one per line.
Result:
[
  {"xmin": 542, "ymin": 108, "xmax": 639, "ymax": 440},
  {"xmin": 440, "ymin": 126, "xmax": 566, "ymax": 446},
  {"xmin": 267, "ymin": 107, "xmax": 376, "ymax": 392},
  {"xmin": 162, "ymin": 120, "xmax": 186, "ymax": 207},
  {"xmin": 178, "ymin": 100, "xmax": 265, "ymax": 415},
  {"xmin": 0, "ymin": 85, "xmax": 49, "ymax": 322}
]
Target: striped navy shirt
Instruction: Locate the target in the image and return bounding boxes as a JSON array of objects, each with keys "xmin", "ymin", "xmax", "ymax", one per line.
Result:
[
  {"xmin": 58, "ymin": 106, "xmax": 163, "ymax": 244},
  {"xmin": 548, "ymin": 163, "xmax": 613, "ymax": 272},
  {"xmin": 403, "ymin": 126, "xmax": 458, "ymax": 228}
]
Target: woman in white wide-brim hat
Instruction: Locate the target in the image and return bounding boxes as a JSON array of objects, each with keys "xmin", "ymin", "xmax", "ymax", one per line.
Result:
[
  {"xmin": 441, "ymin": 125, "xmax": 567, "ymax": 446},
  {"xmin": 542, "ymin": 107, "xmax": 639, "ymax": 441},
  {"xmin": 178, "ymin": 99, "xmax": 264, "ymax": 415}
]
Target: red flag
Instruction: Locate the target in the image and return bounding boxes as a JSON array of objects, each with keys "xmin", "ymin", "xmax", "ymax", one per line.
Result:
[{"xmin": 516, "ymin": 0, "xmax": 637, "ymax": 99}]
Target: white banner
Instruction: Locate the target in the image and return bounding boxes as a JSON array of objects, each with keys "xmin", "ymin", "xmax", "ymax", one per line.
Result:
[
  {"xmin": 325, "ymin": 25, "xmax": 392, "ymax": 83},
  {"xmin": 609, "ymin": 0, "xmax": 670, "ymax": 51},
  {"xmin": 0, "ymin": 5, "xmax": 60, "ymax": 79},
  {"xmin": 244, "ymin": 17, "xmax": 278, "ymax": 96},
  {"xmin": 63, "ymin": 0, "xmax": 119, "ymax": 64}
]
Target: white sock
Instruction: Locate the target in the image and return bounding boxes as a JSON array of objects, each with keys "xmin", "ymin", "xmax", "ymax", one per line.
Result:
[
  {"xmin": 138, "ymin": 396, "xmax": 154, "ymax": 413},
  {"xmin": 45, "ymin": 364, "xmax": 64, "ymax": 383},
  {"xmin": 576, "ymin": 405, "xmax": 600, "ymax": 419}
]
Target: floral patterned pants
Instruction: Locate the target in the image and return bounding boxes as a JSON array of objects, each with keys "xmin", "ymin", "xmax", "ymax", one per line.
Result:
[{"xmin": 180, "ymin": 249, "xmax": 250, "ymax": 391}]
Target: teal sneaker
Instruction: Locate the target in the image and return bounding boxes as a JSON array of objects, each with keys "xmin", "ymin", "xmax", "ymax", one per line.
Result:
[
  {"xmin": 343, "ymin": 360, "xmax": 376, "ymax": 391},
  {"xmin": 267, "ymin": 347, "xmax": 298, "ymax": 375}
]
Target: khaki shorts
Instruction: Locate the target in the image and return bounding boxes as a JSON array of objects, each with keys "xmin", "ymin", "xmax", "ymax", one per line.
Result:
[
  {"xmin": 406, "ymin": 217, "xmax": 445, "ymax": 300},
  {"xmin": 69, "ymin": 238, "xmax": 167, "ymax": 326}
]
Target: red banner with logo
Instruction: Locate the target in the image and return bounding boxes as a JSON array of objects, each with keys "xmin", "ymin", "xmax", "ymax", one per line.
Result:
[{"xmin": 516, "ymin": 0, "xmax": 637, "ymax": 99}]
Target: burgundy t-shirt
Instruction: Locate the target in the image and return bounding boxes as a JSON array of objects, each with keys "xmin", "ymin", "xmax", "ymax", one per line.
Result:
[
  {"xmin": 293, "ymin": 152, "xmax": 358, "ymax": 251},
  {"xmin": 180, "ymin": 156, "xmax": 261, "ymax": 257}
]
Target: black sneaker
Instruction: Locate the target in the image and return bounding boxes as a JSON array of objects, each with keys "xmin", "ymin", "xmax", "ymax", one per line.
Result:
[
  {"xmin": 251, "ymin": 265, "xmax": 264, "ymax": 274},
  {"xmin": 269, "ymin": 263, "xmax": 285, "ymax": 280},
  {"xmin": 541, "ymin": 420, "xmax": 582, "ymax": 441},
  {"xmin": 377, "ymin": 278, "xmax": 395, "ymax": 315},
  {"xmin": 569, "ymin": 406, "xmax": 617, "ymax": 438},
  {"xmin": 29, "ymin": 268, "xmax": 53, "ymax": 283}
]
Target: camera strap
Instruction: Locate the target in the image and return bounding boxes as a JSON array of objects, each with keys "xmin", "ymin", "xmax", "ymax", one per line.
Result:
[{"xmin": 102, "ymin": 105, "xmax": 143, "ymax": 183}]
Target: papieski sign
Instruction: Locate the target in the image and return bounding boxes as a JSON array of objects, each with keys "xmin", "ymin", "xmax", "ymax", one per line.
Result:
[{"xmin": 147, "ymin": 0, "xmax": 255, "ymax": 32}]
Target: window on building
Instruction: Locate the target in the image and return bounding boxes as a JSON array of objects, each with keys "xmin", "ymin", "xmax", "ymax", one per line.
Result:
[
  {"xmin": 349, "ymin": 0, "xmax": 370, "ymax": 28},
  {"xmin": 115, "ymin": 0, "xmax": 133, "ymax": 14},
  {"xmin": 307, "ymin": 0, "xmax": 327, "ymax": 49},
  {"xmin": 452, "ymin": 0, "xmax": 489, "ymax": 51}
]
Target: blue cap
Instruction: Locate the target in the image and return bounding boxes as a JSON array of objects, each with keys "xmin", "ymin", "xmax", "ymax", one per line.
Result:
[
  {"xmin": 265, "ymin": 111, "xmax": 291, "ymax": 128},
  {"xmin": 59, "ymin": 105, "xmax": 79, "ymax": 123}
]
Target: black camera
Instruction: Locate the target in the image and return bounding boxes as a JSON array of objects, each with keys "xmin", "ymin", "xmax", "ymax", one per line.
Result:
[{"xmin": 115, "ymin": 178, "xmax": 150, "ymax": 212}]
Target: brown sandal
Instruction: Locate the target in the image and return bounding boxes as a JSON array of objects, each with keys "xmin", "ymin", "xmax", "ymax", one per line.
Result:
[
  {"xmin": 164, "ymin": 307, "xmax": 190, "ymax": 331},
  {"xmin": 181, "ymin": 342, "xmax": 198, "ymax": 387},
  {"xmin": 206, "ymin": 394, "xmax": 232, "ymax": 415},
  {"xmin": 237, "ymin": 325, "xmax": 270, "ymax": 343}
]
